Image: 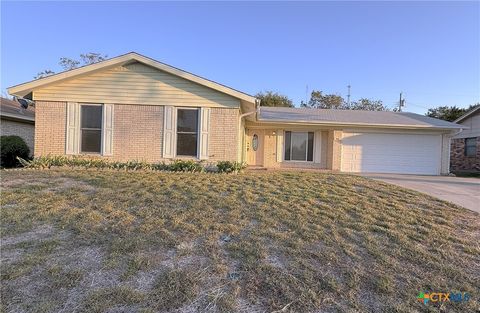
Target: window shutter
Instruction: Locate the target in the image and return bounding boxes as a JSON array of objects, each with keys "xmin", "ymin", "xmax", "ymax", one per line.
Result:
[
  {"xmin": 66, "ymin": 102, "xmax": 80, "ymax": 155},
  {"xmin": 102, "ymin": 104, "xmax": 114, "ymax": 156},
  {"xmin": 314, "ymin": 130, "xmax": 322, "ymax": 163},
  {"xmin": 276, "ymin": 130, "xmax": 283, "ymax": 162},
  {"xmin": 199, "ymin": 107, "xmax": 210, "ymax": 160},
  {"xmin": 163, "ymin": 106, "xmax": 175, "ymax": 158}
]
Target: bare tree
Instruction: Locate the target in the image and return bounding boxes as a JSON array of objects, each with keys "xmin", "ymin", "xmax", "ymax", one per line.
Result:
[{"xmin": 34, "ymin": 52, "xmax": 108, "ymax": 79}]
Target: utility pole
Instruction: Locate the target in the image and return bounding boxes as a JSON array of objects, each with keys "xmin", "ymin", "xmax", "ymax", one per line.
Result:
[
  {"xmin": 398, "ymin": 92, "xmax": 405, "ymax": 112},
  {"xmin": 305, "ymin": 84, "xmax": 309, "ymax": 105},
  {"xmin": 347, "ymin": 85, "xmax": 351, "ymax": 106}
]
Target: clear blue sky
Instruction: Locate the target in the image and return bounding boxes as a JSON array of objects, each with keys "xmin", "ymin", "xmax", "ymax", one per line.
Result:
[{"xmin": 1, "ymin": 1, "xmax": 479, "ymax": 114}]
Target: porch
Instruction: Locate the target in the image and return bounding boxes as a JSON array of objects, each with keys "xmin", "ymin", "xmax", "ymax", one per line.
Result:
[{"xmin": 243, "ymin": 127, "xmax": 343, "ymax": 171}]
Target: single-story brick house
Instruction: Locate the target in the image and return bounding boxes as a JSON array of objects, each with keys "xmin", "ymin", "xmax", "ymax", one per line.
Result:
[
  {"xmin": 450, "ymin": 106, "xmax": 480, "ymax": 173},
  {"xmin": 1, "ymin": 97, "xmax": 35, "ymax": 154},
  {"xmin": 8, "ymin": 52, "xmax": 463, "ymax": 175}
]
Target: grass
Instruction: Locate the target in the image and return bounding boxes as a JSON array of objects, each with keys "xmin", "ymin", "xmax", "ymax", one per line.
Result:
[{"xmin": 1, "ymin": 169, "xmax": 479, "ymax": 312}]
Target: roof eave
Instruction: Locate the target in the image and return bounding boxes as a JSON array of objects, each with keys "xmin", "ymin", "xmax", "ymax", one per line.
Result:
[
  {"xmin": 1, "ymin": 113, "xmax": 35, "ymax": 123},
  {"xmin": 454, "ymin": 106, "xmax": 480, "ymax": 123},
  {"xmin": 256, "ymin": 118, "xmax": 465, "ymax": 130}
]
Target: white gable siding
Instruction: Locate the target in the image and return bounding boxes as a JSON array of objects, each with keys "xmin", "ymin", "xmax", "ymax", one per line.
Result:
[{"xmin": 33, "ymin": 62, "xmax": 240, "ymax": 108}]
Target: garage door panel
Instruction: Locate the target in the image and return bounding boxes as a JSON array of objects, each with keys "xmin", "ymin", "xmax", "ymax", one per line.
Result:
[{"xmin": 341, "ymin": 132, "xmax": 441, "ymax": 175}]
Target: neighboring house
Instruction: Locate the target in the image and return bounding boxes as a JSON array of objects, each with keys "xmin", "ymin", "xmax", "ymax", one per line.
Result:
[
  {"xmin": 7, "ymin": 52, "xmax": 463, "ymax": 175},
  {"xmin": 0, "ymin": 97, "xmax": 35, "ymax": 154},
  {"xmin": 450, "ymin": 106, "xmax": 480, "ymax": 173}
]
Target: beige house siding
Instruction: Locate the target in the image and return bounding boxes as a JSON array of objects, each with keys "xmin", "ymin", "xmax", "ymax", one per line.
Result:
[
  {"xmin": 33, "ymin": 62, "xmax": 241, "ymax": 108},
  {"xmin": 33, "ymin": 101, "xmax": 237, "ymax": 162},
  {"xmin": 1, "ymin": 118, "xmax": 35, "ymax": 155},
  {"xmin": 453, "ymin": 111, "xmax": 480, "ymax": 139},
  {"xmin": 34, "ymin": 101, "xmax": 66, "ymax": 156}
]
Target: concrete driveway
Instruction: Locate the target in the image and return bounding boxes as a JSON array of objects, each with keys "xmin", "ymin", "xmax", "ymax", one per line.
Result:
[{"xmin": 361, "ymin": 174, "xmax": 480, "ymax": 213}]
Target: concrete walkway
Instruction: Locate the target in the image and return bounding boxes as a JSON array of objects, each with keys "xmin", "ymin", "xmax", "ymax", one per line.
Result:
[{"xmin": 361, "ymin": 173, "xmax": 480, "ymax": 213}]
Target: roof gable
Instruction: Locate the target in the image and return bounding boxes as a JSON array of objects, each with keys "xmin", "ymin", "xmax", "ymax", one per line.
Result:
[
  {"xmin": 8, "ymin": 52, "xmax": 256, "ymax": 104},
  {"xmin": 454, "ymin": 105, "xmax": 480, "ymax": 123}
]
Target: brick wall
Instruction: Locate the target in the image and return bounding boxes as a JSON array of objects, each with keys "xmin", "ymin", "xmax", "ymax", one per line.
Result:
[
  {"xmin": 327, "ymin": 130, "xmax": 343, "ymax": 171},
  {"xmin": 450, "ymin": 137, "xmax": 480, "ymax": 172},
  {"xmin": 0, "ymin": 118, "xmax": 35, "ymax": 156},
  {"xmin": 34, "ymin": 101, "xmax": 66, "ymax": 156},
  {"xmin": 113, "ymin": 104, "xmax": 164, "ymax": 162},
  {"xmin": 34, "ymin": 102, "xmax": 238, "ymax": 162},
  {"xmin": 208, "ymin": 108, "xmax": 239, "ymax": 161}
]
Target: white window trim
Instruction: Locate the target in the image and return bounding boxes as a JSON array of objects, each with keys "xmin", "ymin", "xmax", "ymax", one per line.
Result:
[
  {"xmin": 174, "ymin": 107, "xmax": 200, "ymax": 159},
  {"xmin": 284, "ymin": 130, "xmax": 315, "ymax": 163},
  {"xmin": 79, "ymin": 103, "xmax": 104, "ymax": 155}
]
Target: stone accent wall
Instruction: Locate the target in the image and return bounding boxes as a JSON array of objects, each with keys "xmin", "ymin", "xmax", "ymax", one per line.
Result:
[
  {"xmin": 450, "ymin": 137, "xmax": 480, "ymax": 172},
  {"xmin": 208, "ymin": 108, "xmax": 239, "ymax": 162},
  {"xmin": 34, "ymin": 101, "xmax": 66, "ymax": 156},
  {"xmin": 1, "ymin": 118, "xmax": 35, "ymax": 156}
]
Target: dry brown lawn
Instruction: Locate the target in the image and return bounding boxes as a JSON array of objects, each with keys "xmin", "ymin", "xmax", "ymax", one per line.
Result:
[{"xmin": 1, "ymin": 169, "xmax": 479, "ymax": 313}]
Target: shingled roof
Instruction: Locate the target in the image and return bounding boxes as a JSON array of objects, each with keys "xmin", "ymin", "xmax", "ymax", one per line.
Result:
[
  {"xmin": 0, "ymin": 97, "xmax": 35, "ymax": 123},
  {"xmin": 258, "ymin": 107, "xmax": 463, "ymax": 129}
]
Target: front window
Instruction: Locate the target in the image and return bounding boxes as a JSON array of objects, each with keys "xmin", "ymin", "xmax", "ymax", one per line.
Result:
[
  {"xmin": 465, "ymin": 137, "xmax": 476, "ymax": 157},
  {"xmin": 284, "ymin": 131, "xmax": 314, "ymax": 161},
  {"xmin": 176, "ymin": 108, "xmax": 199, "ymax": 156},
  {"xmin": 80, "ymin": 105, "xmax": 102, "ymax": 153}
]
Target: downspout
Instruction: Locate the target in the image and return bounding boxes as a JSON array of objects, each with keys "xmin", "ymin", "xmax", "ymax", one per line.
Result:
[{"xmin": 238, "ymin": 99, "xmax": 260, "ymax": 163}]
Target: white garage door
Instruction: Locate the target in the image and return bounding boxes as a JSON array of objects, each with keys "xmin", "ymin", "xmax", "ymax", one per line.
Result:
[{"xmin": 341, "ymin": 132, "xmax": 442, "ymax": 175}]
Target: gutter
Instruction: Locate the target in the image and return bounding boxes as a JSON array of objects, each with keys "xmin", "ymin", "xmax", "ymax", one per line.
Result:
[
  {"xmin": 0, "ymin": 113, "xmax": 35, "ymax": 123},
  {"xmin": 254, "ymin": 118, "xmax": 465, "ymax": 131}
]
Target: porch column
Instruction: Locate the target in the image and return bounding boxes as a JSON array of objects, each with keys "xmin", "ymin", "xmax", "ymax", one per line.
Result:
[{"xmin": 326, "ymin": 130, "xmax": 343, "ymax": 171}]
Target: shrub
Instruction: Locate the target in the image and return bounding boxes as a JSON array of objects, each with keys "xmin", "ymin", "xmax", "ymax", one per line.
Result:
[
  {"xmin": 216, "ymin": 161, "xmax": 246, "ymax": 174},
  {"xmin": 168, "ymin": 160, "xmax": 204, "ymax": 172},
  {"xmin": 1, "ymin": 136, "xmax": 30, "ymax": 168},
  {"xmin": 17, "ymin": 156, "xmax": 246, "ymax": 175}
]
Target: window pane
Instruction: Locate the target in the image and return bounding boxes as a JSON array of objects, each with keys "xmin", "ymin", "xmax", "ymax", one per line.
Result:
[
  {"xmin": 465, "ymin": 138, "xmax": 476, "ymax": 156},
  {"xmin": 284, "ymin": 131, "xmax": 291, "ymax": 161},
  {"xmin": 307, "ymin": 132, "xmax": 314, "ymax": 161},
  {"xmin": 291, "ymin": 132, "xmax": 307, "ymax": 161},
  {"xmin": 81, "ymin": 130, "xmax": 101, "ymax": 153},
  {"xmin": 177, "ymin": 133, "xmax": 198, "ymax": 156},
  {"xmin": 81, "ymin": 105, "xmax": 102, "ymax": 128},
  {"xmin": 177, "ymin": 109, "xmax": 198, "ymax": 133}
]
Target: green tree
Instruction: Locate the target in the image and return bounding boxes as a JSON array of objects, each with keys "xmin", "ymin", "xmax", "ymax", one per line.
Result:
[
  {"xmin": 301, "ymin": 90, "xmax": 387, "ymax": 111},
  {"xmin": 256, "ymin": 91, "xmax": 293, "ymax": 107},
  {"xmin": 35, "ymin": 52, "xmax": 108, "ymax": 79},
  {"xmin": 426, "ymin": 104, "xmax": 479, "ymax": 122},
  {"xmin": 348, "ymin": 98, "xmax": 388, "ymax": 111},
  {"xmin": 300, "ymin": 90, "xmax": 345, "ymax": 109}
]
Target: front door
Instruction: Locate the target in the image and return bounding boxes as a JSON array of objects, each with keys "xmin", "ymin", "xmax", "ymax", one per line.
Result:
[{"xmin": 246, "ymin": 129, "xmax": 264, "ymax": 166}]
